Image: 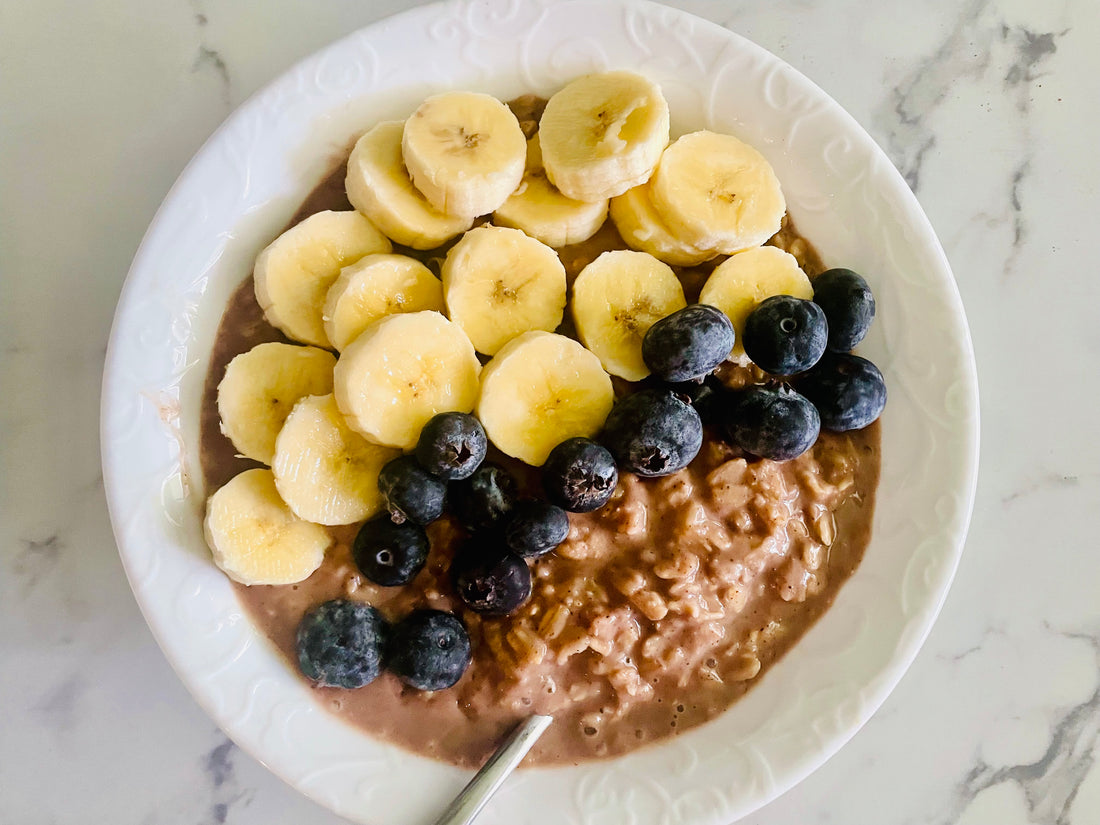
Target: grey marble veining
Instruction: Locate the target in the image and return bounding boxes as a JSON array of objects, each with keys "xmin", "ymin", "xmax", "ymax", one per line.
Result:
[{"xmin": 2, "ymin": 0, "xmax": 1098, "ymax": 823}]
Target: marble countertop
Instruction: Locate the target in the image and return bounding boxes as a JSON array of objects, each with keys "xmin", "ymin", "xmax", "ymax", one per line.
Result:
[{"xmin": 2, "ymin": 0, "xmax": 1097, "ymax": 822}]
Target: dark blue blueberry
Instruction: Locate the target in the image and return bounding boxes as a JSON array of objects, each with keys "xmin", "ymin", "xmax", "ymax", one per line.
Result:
[
  {"xmin": 542, "ymin": 437, "xmax": 618, "ymax": 513},
  {"xmin": 378, "ymin": 454, "xmax": 447, "ymax": 525},
  {"xmin": 352, "ymin": 516, "xmax": 430, "ymax": 587},
  {"xmin": 724, "ymin": 385, "xmax": 820, "ymax": 460},
  {"xmin": 449, "ymin": 462, "xmax": 517, "ymax": 531},
  {"xmin": 601, "ymin": 389, "xmax": 703, "ymax": 477},
  {"xmin": 451, "ymin": 543, "xmax": 532, "ymax": 615},
  {"xmin": 812, "ymin": 268, "xmax": 876, "ymax": 352},
  {"xmin": 642, "ymin": 304, "xmax": 736, "ymax": 382},
  {"xmin": 414, "ymin": 412, "xmax": 487, "ymax": 480},
  {"xmin": 504, "ymin": 499, "xmax": 570, "ymax": 558},
  {"xmin": 296, "ymin": 599, "xmax": 388, "ymax": 688},
  {"xmin": 742, "ymin": 295, "xmax": 828, "ymax": 375},
  {"xmin": 658, "ymin": 375, "xmax": 727, "ymax": 429},
  {"xmin": 387, "ymin": 609, "xmax": 471, "ymax": 691},
  {"xmin": 796, "ymin": 352, "xmax": 886, "ymax": 431}
]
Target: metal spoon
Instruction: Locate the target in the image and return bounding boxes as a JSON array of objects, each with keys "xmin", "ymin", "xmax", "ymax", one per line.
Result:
[{"xmin": 430, "ymin": 714, "xmax": 553, "ymax": 825}]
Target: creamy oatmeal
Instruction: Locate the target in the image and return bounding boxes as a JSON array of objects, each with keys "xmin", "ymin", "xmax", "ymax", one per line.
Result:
[{"xmin": 200, "ymin": 145, "xmax": 880, "ymax": 767}]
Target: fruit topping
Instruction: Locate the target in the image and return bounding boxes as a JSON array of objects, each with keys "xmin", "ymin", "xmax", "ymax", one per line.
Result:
[
  {"xmin": 812, "ymin": 268, "xmax": 876, "ymax": 352},
  {"xmin": 602, "ymin": 389, "xmax": 703, "ymax": 477},
  {"xmin": 387, "ymin": 609, "xmax": 472, "ymax": 691},
  {"xmin": 414, "ymin": 412, "xmax": 487, "ymax": 481},
  {"xmin": 442, "ymin": 225, "xmax": 567, "ymax": 356},
  {"xmin": 452, "ymin": 544, "xmax": 532, "ymax": 615},
  {"xmin": 296, "ymin": 599, "xmax": 388, "ymax": 688},
  {"xmin": 476, "ymin": 331, "xmax": 614, "ymax": 466},
  {"xmin": 542, "ymin": 437, "xmax": 619, "ymax": 513},
  {"xmin": 333, "ymin": 310, "xmax": 481, "ymax": 450},
  {"xmin": 352, "ymin": 516, "xmax": 431, "ymax": 587},
  {"xmin": 742, "ymin": 295, "xmax": 828, "ymax": 376},
  {"xmin": 650, "ymin": 130, "xmax": 785, "ymax": 254},
  {"xmin": 377, "ymin": 454, "xmax": 447, "ymax": 525},
  {"xmin": 204, "ymin": 468, "xmax": 331, "ymax": 586},
  {"xmin": 539, "ymin": 70, "xmax": 670, "ymax": 202},
  {"xmin": 571, "ymin": 249, "xmax": 686, "ymax": 381},
  {"xmin": 723, "ymin": 385, "xmax": 820, "ymax": 461},
  {"xmin": 642, "ymin": 304, "xmax": 736, "ymax": 382},
  {"xmin": 401, "ymin": 91, "xmax": 527, "ymax": 220},
  {"xmin": 253, "ymin": 210, "xmax": 392, "ymax": 348},
  {"xmin": 796, "ymin": 352, "xmax": 887, "ymax": 431},
  {"xmin": 493, "ymin": 134, "xmax": 609, "ymax": 248},
  {"xmin": 504, "ymin": 500, "xmax": 570, "ymax": 558},
  {"xmin": 272, "ymin": 394, "xmax": 400, "ymax": 526},
  {"xmin": 449, "ymin": 463, "xmax": 518, "ymax": 531},
  {"xmin": 699, "ymin": 246, "xmax": 813, "ymax": 360},
  {"xmin": 322, "ymin": 253, "xmax": 443, "ymax": 352}
]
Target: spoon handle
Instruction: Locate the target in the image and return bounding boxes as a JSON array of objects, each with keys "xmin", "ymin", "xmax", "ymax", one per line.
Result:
[{"xmin": 430, "ymin": 714, "xmax": 553, "ymax": 825}]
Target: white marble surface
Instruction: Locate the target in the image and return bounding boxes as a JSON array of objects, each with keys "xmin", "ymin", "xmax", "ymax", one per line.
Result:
[{"xmin": 1, "ymin": 0, "xmax": 1097, "ymax": 822}]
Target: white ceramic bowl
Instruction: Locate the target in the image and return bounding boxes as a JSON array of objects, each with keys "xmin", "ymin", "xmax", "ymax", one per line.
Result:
[{"xmin": 101, "ymin": 1, "xmax": 980, "ymax": 823}]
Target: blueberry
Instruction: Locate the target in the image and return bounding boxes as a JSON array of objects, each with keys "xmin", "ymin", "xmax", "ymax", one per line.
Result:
[
  {"xmin": 812, "ymin": 268, "xmax": 876, "ymax": 352},
  {"xmin": 724, "ymin": 385, "xmax": 820, "ymax": 460},
  {"xmin": 542, "ymin": 437, "xmax": 618, "ymax": 513},
  {"xmin": 352, "ymin": 516, "xmax": 430, "ymax": 587},
  {"xmin": 451, "ymin": 544, "xmax": 532, "ymax": 615},
  {"xmin": 377, "ymin": 454, "xmax": 447, "ymax": 525},
  {"xmin": 449, "ymin": 462, "xmax": 517, "ymax": 531},
  {"xmin": 387, "ymin": 609, "xmax": 471, "ymax": 691},
  {"xmin": 796, "ymin": 352, "xmax": 886, "ymax": 431},
  {"xmin": 742, "ymin": 295, "xmax": 828, "ymax": 375},
  {"xmin": 504, "ymin": 499, "xmax": 570, "ymax": 558},
  {"xmin": 659, "ymin": 376, "xmax": 727, "ymax": 429},
  {"xmin": 296, "ymin": 599, "xmax": 388, "ymax": 688},
  {"xmin": 642, "ymin": 304, "xmax": 736, "ymax": 382},
  {"xmin": 601, "ymin": 389, "xmax": 703, "ymax": 477},
  {"xmin": 414, "ymin": 412, "xmax": 487, "ymax": 480}
]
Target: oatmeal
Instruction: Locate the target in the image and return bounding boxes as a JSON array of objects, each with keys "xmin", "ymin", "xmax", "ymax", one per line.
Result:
[{"xmin": 200, "ymin": 155, "xmax": 880, "ymax": 767}]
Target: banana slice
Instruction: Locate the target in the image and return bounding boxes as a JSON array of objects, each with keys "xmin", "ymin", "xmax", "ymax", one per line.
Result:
[
  {"xmin": 442, "ymin": 225, "xmax": 567, "ymax": 356},
  {"xmin": 323, "ymin": 253, "xmax": 443, "ymax": 351},
  {"xmin": 699, "ymin": 246, "xmax": 812, "ymax": 359},
  {"xmin": 272, "ymin": 394, "xmax": 400, "ymax": 525},
  {"xmin": 334, "ymin": 310, "xmax": 481, "ymax": 450},
  {"xmin": 345, "ymin": 121, "xmax": 473, "ymax": 250},
  {"xmin": 253, "ymin": 210, "xmax": 392, "ymax": 347},
  {"xmin": 477, "ymin": 331, "xmax": 614, "ymax": 466},
  {"xmin": 204, "ymin": 468, "xmax": 332, "ymax": 586},
  {"xmin": 650, "ymin": 130, "xmax": 786, "ymax": 254},
  {"xmin": 609, "ymin": 183, "xmax": 718, "ymax": 267},
  {"xmin": 571, "ymin": 250, "xmax": 687, "ymax": 381},
  {"xmin": 217, "ymin": 342, "xmax": 337, "ymax": 464},
  {"xmin": 401, "ymin": 91, "xmax": 527, "ymax": 219},
  {"xmin": 539, "ymin": 70, "xmax": 670, "ymax": 202},
  {"xmin": 493, "ymin": 134, "xmax": 609, "ymax": 248}
]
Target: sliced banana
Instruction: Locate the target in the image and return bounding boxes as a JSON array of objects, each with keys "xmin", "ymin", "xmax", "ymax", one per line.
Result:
[
  {"xmin": 571, "ymin": 250, "xmax": 687, "ymax": 381},
  {"xmin": 334, "ymin": 310, "xmax": 481, "ymax": 450},
  {"xmin": 477, "ymin": 331, "xmax": 614, "ymax": 466},
  {"xmin": 272, "ymin": 394, "xmax": 400, "ymax": 525},
  {"xmin": 609, "ymin": 182, "xmax": 718, "ymax": 267},
  {"xmin": 650, "ymin": 130, "xmax": 786, "ymax": 254},
  {"xmin": 345, "ymin": 121, "xmax": 473, "ymax": 250},
  {"xmin": 699, "ymin": 246, "xmax": 812, "ymax": 359},
  {"xmin": 539, "ymin": 70, "xmax": 670, "ymax": 202},
  {"xmin": 493, "ymin": 134, "xmax": 608, "ymax": 248},
  {"xmin": 253, "ymin": 210, "xmax": 392, "ymax": 347},
  {"xmin": 217, "ymin": 342, "xmax": 336, "ymax": 465},
  {"xmin": 442, "ymin": 224, "xmax": 567, "ymax": 356},
  {"xmin": 401, "ymin": 91, "xmax": 527, "ymax": 219},
  {"xmin": 204, "ymin": 468, "xmax": 332, "ymax": 586},
  {"xmin": 323, "ymin": 253, "xmax": 443, "ymax": 351}
]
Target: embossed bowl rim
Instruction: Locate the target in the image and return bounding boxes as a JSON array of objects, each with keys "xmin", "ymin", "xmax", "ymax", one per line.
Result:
[{"xmin": 101, "ymin": 1, "xmax": 980, "ymax": 822}]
